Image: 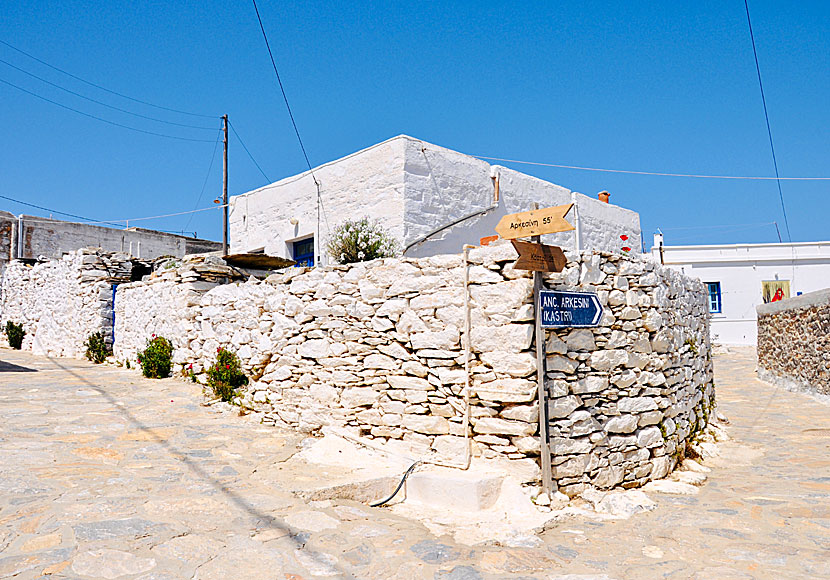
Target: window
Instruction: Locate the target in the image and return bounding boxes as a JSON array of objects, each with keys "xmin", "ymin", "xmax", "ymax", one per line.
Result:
[
  {"xmin": 706, "ymin": 282, "xmax": 722, "ymax": 313},
  {"xmin": 292, "ymin": 237, "xmax": 314, "ymax": 267}
]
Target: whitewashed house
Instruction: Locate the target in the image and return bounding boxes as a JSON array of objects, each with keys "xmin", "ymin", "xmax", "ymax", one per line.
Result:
[
  {"xmin": 651, "ymin": 233, "xmax": 830, "ymax": 345},
  {"xmin": 229, "ymin": 135, "xmax": 641, "ymax": 265}
]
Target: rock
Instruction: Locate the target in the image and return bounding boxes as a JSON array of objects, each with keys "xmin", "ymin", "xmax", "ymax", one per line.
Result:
[
  {"xmin": 605, "ymin": 415, "xmax": 638, "ymax": 433},
  {"xmin": 387, "ymin": 376, "xmax": 432, "ymax": 390},
  {"xmin": 473, "ymin": 417, "xmax": 535, "ymax": 436},
  {"xmin": 617, "ymin": 397, "xmax": 658, "ymax": 413},
  {"xmin": 547, "ymin": 354, "xmax": 578, "ymax": 373},
  {"xmin": 480, "ymin": 351, "xmax": 536, "ymax": 377},
  {"xmin": 643, "ymin": 480, "xmax": 699, "ymax": 495},
  {"xmin": 72, "ymin": 549, "xmax": 156, "ymax": 579},
  {"xmin": 565, "ymin": 329, "xmax": 596, "ymax": 351},
  {"xmin": 471, "ymin": 324, "xmax": 533, "ymax": 353},
  {"xmin": 594, "ymin": 490, "xmax": 656, "ymax": 517},
  {"xmin": 403, "ymin": 415, "xmax": 451, "ymax": 435},
  {"xmin": 572, "ymin": 376, "xmax": 608, "ymax": 394},
  {"xmin": 340, "ymin": 387, "xmax": 381, "ymax": 408},
  {"xmin": 473, "ymin": 378, "xmax": 536, "ymax": 403},
  {"xmin": 548, "ymin": 395, "xmax": 581, "ymax": 418},
  {"xmin": 589, "ymin": 350, "xmax": 629, "ymax": 371},
  {"xmin": 636, "ymin": 426, "xmax": 663, "ymax": 448},
  {"xmin": 284, "ymin": 510, "xmax": 340, "ymax": 532}
]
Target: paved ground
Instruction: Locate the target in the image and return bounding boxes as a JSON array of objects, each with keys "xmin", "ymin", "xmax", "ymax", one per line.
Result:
[{"xmin": 0, "ymin": 346, "xmax": 828, "ymax": 579}]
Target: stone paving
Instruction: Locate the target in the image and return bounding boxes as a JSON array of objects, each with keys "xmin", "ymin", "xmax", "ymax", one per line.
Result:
[{"xmin": 0, "ymin": 346, "xmax": 828, "ymax": 579}]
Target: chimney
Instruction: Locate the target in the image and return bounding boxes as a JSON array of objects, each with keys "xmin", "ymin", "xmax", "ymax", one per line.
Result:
[{"xmin": 598, "ymin": 191, "xmax": 610, "ymax": 203}]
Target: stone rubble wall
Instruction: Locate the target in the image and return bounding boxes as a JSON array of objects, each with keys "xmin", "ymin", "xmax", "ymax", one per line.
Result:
[
  {"xmin": 757, "ymin": 288, "xmax": 830, "ymax": 396},
  {"xmin": 0, "ymin": 250, "xmax": 133, "ymax": 356},
  {"xmin": 114, "ymin": 242, "xmax": 713, "ymax": 495},
  {"xmin": 542, "ymin": 252, "xmax": 714, "ymax": 496}
]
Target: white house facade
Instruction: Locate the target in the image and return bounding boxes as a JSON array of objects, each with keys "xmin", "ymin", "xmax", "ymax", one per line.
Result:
[
  {"xmin": 229, "ymin": 135, "xmax": 641, "ymax": 265},
  {"xmin": 651, "ymin": 237, "xmax": 830, "ymax": 345}
]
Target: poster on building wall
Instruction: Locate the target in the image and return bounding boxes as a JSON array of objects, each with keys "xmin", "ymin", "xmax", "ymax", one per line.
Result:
[{"xmin": 762, "ymin": 280, "xmax": 790, "ymax": 303}]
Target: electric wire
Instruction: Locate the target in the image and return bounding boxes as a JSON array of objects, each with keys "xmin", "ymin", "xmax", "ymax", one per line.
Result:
[
  {"xmin": 0, "ymin": 57, "xmax": 216, "ymax": 130},
  {"xmin": 228, "ymin": 120, "xmax": 271, "ymax": 182},
  {"xmin": 0, "ymin": 39, "xmax": 215, "ymax": 119},
  {"xmin": 473, "ymin": 155, "xmax": 830, "ymax": 181},
  {"xmin": 184, "ymin": 128, "xmax": 224, "ymax": 231},
  {"xmin": 0, "ymin": 194, "xmax": 124, "ymax": 228},
  {"xmin": 0, "ymin": 77, "xmax": 217, "ymax": 143},
  {"xmin": 250, "ymin": 0, "xmax": 316, "ymax": 182},
  {"xmin": 369, "ymin": 461, "xmax": 421, "ymax": 507},
  {"xmin": 743, "ymin": 0, "xmax": 792, "ymax": 242}
]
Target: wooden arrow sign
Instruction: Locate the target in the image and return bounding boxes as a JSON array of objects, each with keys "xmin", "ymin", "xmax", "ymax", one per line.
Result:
[
  {"xmin": 511, "ymin": 240, "xmax": 567, "ymax": 272},
  {"xmin": 494, "ymin": 203, "xmax": 574, "ymax": 240}
]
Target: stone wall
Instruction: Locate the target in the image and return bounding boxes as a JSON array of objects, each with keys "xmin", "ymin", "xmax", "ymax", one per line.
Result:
[
  {"xmin": 0, "ymin": 250, "xmax": 133, "ymax": 356},
  {"xmin": 757, "ymin": 288, "xmax": 830, "ymax": 396},
  {"xmin": 114, "ymin": 242, "xmax": 712, "ymax": 494}
]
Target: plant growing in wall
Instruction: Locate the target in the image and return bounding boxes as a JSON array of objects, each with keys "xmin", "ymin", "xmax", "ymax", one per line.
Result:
[
  {"xmin": 326, "ymin": 217, "xmax": 400, "ymax": 264},
  {"xmin": 4, "ymin": 321, "xmax": 25, "ymax": 349},
  {"xmin": 137, "ymin": 335, "xmax": 174, "ymax": 379},
  {"xmin": 84, "ymin": 332, "xmax": 110, "ymax": 364},
  {"xmin": 206, "ymin": 347, "xmax": 248, "ymax": 402}
]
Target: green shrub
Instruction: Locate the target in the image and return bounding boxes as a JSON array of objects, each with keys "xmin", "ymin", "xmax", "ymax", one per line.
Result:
[
  {"xmin": 137, "ymin": 335, "xmax": 174, "ymax": 379},
  {"xmin": 207, "ymin": 347, "xmax": 248, "ymax": 402},
  {"xmin": 326, "ymin": 217, "xmax": 399, "ymax": 264},
  {"xmin": 84, "ymin": 332, "xmax": 110, "ymax": 364},
  {"xmin": 4, "ymin": 321, "xmax": 25, "ymax": 349}
]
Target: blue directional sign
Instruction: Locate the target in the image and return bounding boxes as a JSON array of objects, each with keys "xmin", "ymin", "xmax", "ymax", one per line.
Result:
[{"xmin": 539, "ymin": 290, "xmax": 604, "ymax": 328}]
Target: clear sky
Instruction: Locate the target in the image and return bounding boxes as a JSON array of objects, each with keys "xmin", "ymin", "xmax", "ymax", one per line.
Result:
[{"xmin": 2, "ymin": 1, "xmax": 828, "ymax": 248}]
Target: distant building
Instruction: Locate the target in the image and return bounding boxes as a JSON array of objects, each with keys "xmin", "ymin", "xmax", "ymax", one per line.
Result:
[
  {"xmin": 0, "ymin": 211, "xmax": 221, "ymax": 270},
  {"xmin": 229, "ymin": 135, "xmax": 642, "ymax": 265},
  {"xmin": 651, "ymin": 232, "xmax": 830, "ymax": 345}
]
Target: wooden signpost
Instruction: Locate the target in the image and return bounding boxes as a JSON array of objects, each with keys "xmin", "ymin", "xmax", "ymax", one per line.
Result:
[
  {"xmin": 495, "ymin": 203, "xmax": 574, "ymax": 240},
  {"xmin": 511, "ymin": 240, "xmax": 567, "ymax": 272},
  {"xmin": 491, "ymin": 203, "xmax": 576, "ymax": 497}
]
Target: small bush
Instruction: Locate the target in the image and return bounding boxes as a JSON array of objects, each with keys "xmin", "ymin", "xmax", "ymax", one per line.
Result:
[
  {"xmin": 326, "ymin": 217, "xmax": 399, "ymax": 264},
  {"xmin": 207, "ymin": 347, "xmax": 248, "ymax": 402},
  {"xmin": 137, "ymin": 335, "xmax": 174, "ymax": 379},
  {"xmin": 84, "ymin": 332, "xmax": 110, "ymax": 364},
  {"xmin": 4, "ymin": 321, "xmax": 25, "ymax": 349}
]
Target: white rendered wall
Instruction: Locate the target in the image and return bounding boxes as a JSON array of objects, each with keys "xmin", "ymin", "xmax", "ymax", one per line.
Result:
[
  {"xmin": 652, "ymin": 241, "xmax": 830, "ymax": 345},
  {"xmin": 401, "ymin": 137, "xmax": 641, "ymax": 257},
  {"xmin": 229, "ymin": 138, "xmax": 407, "ymax": 266},
  {"xmin": 230, "ymin": 134, "xmax": 642, "ymax": 263}
]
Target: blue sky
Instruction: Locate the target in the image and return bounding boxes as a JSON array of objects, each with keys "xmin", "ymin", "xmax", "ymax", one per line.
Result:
[{"xmin": 2, "ymin": 1, "xmax": 828, "ymax": 247}]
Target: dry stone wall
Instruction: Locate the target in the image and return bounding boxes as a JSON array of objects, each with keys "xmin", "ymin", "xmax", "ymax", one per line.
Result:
[
  {"xmin": 0, "ymin": 250, "xmax": 133, "ymax": 356},
  {"xmin": 114, "ymin": 242, "xmax": 713, "ymax": 495},
  {"xmin": 757, "ymin": 288, "xmax": 830, "ymax": 396},
  {"xmin": 542, "ymin": 252, "xmax": 714, "ymax": 496}
]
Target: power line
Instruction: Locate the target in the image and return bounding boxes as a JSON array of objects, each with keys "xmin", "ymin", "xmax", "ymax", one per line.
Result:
[
  {"xmin": 250, "ymin": 0, "xmax": 316, "ymax": 181},
  {"xmin": 228, "ymin": 120, "xmax": 271, "ymax": 182},
  {"xmin": 743, "ymin": 0, "xmax": 791, "ymax": 242},
  {"xmin": 0, "ymin": 76, "xmax": 217, "ymax": 143},
  {"xmin": 660, "ymin": 221, "xmax": 776, "ymax": 231},
  {"xmin": 0, "ymin": 57, "xmax": 216, "ymax": 131},
  {"xmin": 473, "ymin": 155, "xmax": 830, "ymax": 181},
  {"xmin": 0, "ymin": 39, "xmax": 215, "ymax": 119},
  {"xmin": 184, "ymin": 128, "xmax": 224, "ymax": 231},
  {"xmin": 0, "ymin": 193, "xmax": 124, "ymax": 228}
]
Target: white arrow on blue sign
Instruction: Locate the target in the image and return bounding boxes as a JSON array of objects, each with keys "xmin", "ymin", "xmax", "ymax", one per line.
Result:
[{"xmin": 539, "ymin": 290, "xmax": 604, "ymax": 328}]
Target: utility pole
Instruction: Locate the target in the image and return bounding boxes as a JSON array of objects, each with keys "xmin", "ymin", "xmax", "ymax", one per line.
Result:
[{"xmin": 222, "ymin": 114, "xmax": 229, "ymax": 256}]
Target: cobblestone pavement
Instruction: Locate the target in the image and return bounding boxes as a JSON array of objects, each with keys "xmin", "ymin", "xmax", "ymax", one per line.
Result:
[{"xmin": 1, "ymin": 346, "xmax": 828, "ymax": 579}]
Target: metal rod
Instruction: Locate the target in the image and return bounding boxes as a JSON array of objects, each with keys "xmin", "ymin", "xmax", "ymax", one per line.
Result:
[{"xmin": 222, "ymin": 114, "xmax": 229, "ymax": 257}]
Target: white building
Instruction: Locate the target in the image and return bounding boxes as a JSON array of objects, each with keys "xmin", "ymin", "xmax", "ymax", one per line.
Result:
[
  {"xmin": 229, "ymin": 135, "xmax": 641, "ymax": 265},
  {"xmin": 651, "ymin": 234, "xmax": 830, "ymax": 345}
]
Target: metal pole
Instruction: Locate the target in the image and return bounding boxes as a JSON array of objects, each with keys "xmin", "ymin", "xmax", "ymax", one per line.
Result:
[{"xmin": 222, "ymin": 114, "xmax": 229, "ymax": 257}]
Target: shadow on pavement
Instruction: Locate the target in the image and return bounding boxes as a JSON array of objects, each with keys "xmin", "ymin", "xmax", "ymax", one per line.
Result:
[{"xmin": 0, "ymin": 360, "xmax": 38, "ymax": 372}]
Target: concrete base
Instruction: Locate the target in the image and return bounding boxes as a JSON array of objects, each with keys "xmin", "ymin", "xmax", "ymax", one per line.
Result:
[{"xmin": 405, "ymin": 469, "xmax": 504, "ymax": 512}]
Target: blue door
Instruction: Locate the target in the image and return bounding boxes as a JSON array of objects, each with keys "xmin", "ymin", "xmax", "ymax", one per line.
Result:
[{"xmin": 293, "ymin": 238, "xmax": 314, "ymax": 267}]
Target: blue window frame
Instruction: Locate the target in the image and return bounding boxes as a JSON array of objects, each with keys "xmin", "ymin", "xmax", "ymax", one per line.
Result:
[
  {"xmin": 706, "ymin": 282, "xmax": 721, "ymax": 313},
  {"xmin": 292, "ymin": 237, "xmax": 315, "ymax": 267}
]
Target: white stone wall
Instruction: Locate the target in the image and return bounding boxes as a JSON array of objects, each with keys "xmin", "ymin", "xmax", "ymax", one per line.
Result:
[
  {"xmin": 0, "ymin": 250, "xmax": 132, "ymax": 357},
  {"xmin": 113, "ymin": 242, "xmax": 710, "ymax": 495},
  {"xmin": 230, "ymin": 135, "xmax": 642, "ymax": 264},
  {"xmin": 543, "ymin": 252, "xmax": 714, "ymax": 496}
]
